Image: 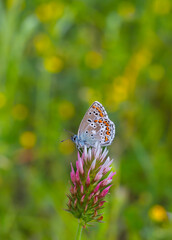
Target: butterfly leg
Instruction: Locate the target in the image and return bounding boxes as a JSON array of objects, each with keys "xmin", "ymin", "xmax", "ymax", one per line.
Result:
[
  {"xmin": 75, "ymin": 144, "xmax": 82, "ymax": 154},
  {"xmin": 78, "ymin": 147, "xmax": 83, "ymax": 154}
]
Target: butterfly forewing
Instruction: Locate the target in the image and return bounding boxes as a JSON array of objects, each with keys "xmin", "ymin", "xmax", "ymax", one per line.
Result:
[{"xmin": 78, "ymin": 101, "xmax": 115, "ymax": 147}]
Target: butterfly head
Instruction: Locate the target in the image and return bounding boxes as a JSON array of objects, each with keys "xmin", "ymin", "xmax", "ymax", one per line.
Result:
[
  {"xmin": 71, "ymin": 134, "xmax": 78, "ymax": 144},
  {"xmin": 71, "ymin": 134, "xmax": 87, "ymax": 149}
]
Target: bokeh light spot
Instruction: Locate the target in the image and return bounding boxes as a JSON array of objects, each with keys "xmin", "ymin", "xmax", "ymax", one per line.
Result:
[
  {"xmin": 12, "ymin": 104, "xmax": 28, "ymax": 121},
  {"xmin": 149, "ymin": 205, "xmax": 167, "ymax": 222},
  {"xmin": 44, "ymin": 56, "xmax": 64, "ymax": 73},
  {"xmin": 117, "ymin": 2, "xmax": 135, "ymax": 19},
  {"xmin": 113, "ymin": 77, "xmax": 128, "ymax": 104},
  {"xmin": 35, "ymin": 2, "xmax": 64, "ymax": 22},
  {"xmin": 20, "ymin": 131, "xmax": 37, "ymax": 149},
  {"xmin": 85, "ymin": 51, "xmax": 103, "ymax": 69},
  {"xmin": 58, "ymin": 101, "xmax": 75, "ymax": 120},
  {"xmin": 153, "ymin": 0, "xmax": 171, "ymax": 15},
  {"xmin": 33, "ymin": 34, "xmax": 53, "ymax": 56},
  {"xmin": 134, "ymin": 49, "xmax": 152, "ymax": 69}
]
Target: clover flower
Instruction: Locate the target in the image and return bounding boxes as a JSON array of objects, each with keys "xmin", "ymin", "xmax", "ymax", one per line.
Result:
[{"xmin": 66, "ymin": 143, "xmax": 116, "ymax": 226}]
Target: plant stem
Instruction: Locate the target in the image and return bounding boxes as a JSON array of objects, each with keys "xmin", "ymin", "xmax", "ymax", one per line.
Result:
[{"xmin": 75, "ymin": 220, "xmax": 83, "ymax": 240}]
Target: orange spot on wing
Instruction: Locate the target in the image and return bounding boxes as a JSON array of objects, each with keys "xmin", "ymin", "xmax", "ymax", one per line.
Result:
[
  {"xmin": 99, "ymin": 113, "xmax": 103, "ymax": 117},
  {"xmin": 106, "ymin": 131, "xmax": 110, "ymax": 135},
  {"xmin": 106, "ymin": 127, "xmax": 110, "ymax": 130},
  {"xmin": 105, "ymin": 136, "xmax": 108, "ymax": 142},
  {"xmin": 93, "ymin": 105, "xmax": 96, "ymax": 108},
  {"xmin": 99, "ymin": 119, "xmax": 102, "ymax": 123},
  {"xmin": 94, "ymin": 120, "xmax": 98, "ymax": 123},
  {"xmin": 104, "ymin": 121, "xmax": 109, "ymax": 126},
  {"xmin": 96, "ymin": 107, "xmax": 102, "ymax": 112}
]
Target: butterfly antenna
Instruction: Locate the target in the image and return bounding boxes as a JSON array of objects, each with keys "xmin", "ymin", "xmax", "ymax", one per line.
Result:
[
  {"xmin": 59, "ymin": 129, "xmax": 74, "ymax": 143},
  {"xmin": 64, "ymin": 129, "xmax": 75, "ymax": 135},
  {"xmin": 60, "ymin": 138, "xmax": 70, "ymax": 143}
]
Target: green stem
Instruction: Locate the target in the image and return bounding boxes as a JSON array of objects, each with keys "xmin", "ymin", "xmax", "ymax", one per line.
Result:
[{"xmin": 75, "ymin": 220, "xmax": 83, "ymax": 240}]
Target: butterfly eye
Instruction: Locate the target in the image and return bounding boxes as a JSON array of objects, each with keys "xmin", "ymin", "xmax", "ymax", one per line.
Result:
[
  {"xmin": 72, "ymin": 136, "xmax": 76, "ymax": 142},
  {"xmin": 89, "ymin": 112, "xmax": 91, "ymax": 114}
]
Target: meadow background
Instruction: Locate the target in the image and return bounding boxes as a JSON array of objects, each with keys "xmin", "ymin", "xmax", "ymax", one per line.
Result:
[{"xmin": 0, "ymin": 0, "xmax": 172, "ymax": 239}]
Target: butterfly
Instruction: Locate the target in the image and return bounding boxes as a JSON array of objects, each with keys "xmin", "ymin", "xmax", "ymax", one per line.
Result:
[{"xmin": 71, "ymin": 101, "xmax": 115, "ymax": 149}]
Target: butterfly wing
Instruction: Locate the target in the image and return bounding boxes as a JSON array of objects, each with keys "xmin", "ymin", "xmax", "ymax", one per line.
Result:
[{"xmin": 78, "ymin": 101, "xmax": 115, "ymax": 147}]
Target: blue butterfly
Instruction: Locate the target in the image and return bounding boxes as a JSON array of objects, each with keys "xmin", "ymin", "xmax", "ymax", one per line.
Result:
[{"xmin": 71, "ymin": 101, "xmax": 115, "ymax": 148}]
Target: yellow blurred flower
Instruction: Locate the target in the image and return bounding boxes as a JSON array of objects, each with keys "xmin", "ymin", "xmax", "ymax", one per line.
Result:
[
  {"xmin": 113, "ymin": 76, "xmax": 128, "ymax": 103},
  {"xmin": 107, "ymin": 48, "xmax": 153, "ymax": 109},
  {"xmin": 44, "ymin": 56, "xmax": 63, "ymax": 73},
  {"xmin": 134, "ymin": 49, "xmax": 152, "ymax": 70},
  {"xmin": 113, "ymin": 85, "xmax": 128, "ymax": 102},
  {"xmin": 58, "ymin": 101, "xmax": 75, "ymax": 120},
  {"xmin": 106, "ymin": 76, "xmax": 130, "ymax": 111},
  {"xmin": 35, "ymin": 2, "xmax": 64, "ymax": 22},
  {"xmin": 85, "ymin": 51, "xmax": 103, "ymax": 69},
  {"xmin": 149, "ymin": 205, "xmax": 168, "ymax": 222},
  {"xmin": 12, "ymin": 104, "xmax": 28, "ymax": 121},
  {"xmin": 0, "ymin": 93, "xmax": 6, "ymax": 108},
  {"xmin": 148, "ymin": 64, "xmax": 165, "ymax": 81},
  {"xmin": 117, "ymin": 2, "xmax": 135, "ymax": 18},
  {"xmin": 33, "ymin": 34, "xmax": 54, "ymax": 56},
  {"xmin": 153, "ymin": 0, "xmax": 171, "ymax": 15},
  {"xmin": 20, "ymin": 131, "xmax": 37, "ymax": 149},
  {"xmin": 59, "ymin": 140, "xmax": 75, "ymax": 155}
]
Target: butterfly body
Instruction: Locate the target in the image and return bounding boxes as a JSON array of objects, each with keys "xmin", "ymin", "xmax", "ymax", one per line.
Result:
[
  {"xmin": 71, "ymin": 101, "xmax": 115, "ymax": 149},
  {"xmin": 71, "ymin": 133, "xmax": 97, "ymax": 148}
]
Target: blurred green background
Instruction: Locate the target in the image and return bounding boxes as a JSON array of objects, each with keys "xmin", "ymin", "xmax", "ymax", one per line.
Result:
[{"xmin": 0, "ymin": 0, "xmax": 172, "ymax": 239}]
